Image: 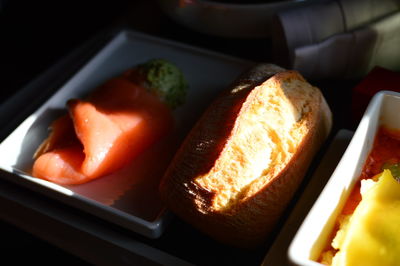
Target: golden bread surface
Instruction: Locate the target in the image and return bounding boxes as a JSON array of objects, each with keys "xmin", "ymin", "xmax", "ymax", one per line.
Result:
[
  {"xmin": 159, "ymin": 64, "xmax": 332, "ymax": 248},
  {"xmin": 195, "ymin": 71, "xmax": 315, "ymax": 211}
]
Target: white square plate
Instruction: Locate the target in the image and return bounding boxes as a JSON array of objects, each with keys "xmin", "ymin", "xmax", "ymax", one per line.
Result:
[
  {"xmin": 288, "ymin": 91, "xmax": 400, "ymax": 265},
  {"xmin": 0, "ymin": 29, "xmax": 254, "ymax": 239}
]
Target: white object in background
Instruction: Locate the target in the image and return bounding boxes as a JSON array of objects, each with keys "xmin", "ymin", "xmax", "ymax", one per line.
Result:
[{"xmin": 273, "ymin": 0, "xmax": 400, "ymax": 79}]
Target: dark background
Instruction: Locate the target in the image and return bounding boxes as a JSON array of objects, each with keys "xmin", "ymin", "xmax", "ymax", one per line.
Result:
[{"xmin": 1, "ymin": 0, "xmax": 132, "ymax": 104}]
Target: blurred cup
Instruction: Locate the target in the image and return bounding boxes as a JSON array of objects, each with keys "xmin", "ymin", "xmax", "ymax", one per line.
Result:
[{"xmin": 158, "ymin": 0, "xmax": 318, "ymax": 38}]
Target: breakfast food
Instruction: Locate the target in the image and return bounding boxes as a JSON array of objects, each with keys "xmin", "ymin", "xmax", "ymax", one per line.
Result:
[
  {"xmin": 159, "ymin": 64, "xmax": 332, "ymax": 248},
  {"xmin": 33, "ymin": 59, "xmax": 187, "ymax": 185},
  {"xmin": 320, "ymin": 126, "xmax": 400, "ymax": 265},
  {"xmin": 322, "ymin": 170, "xmax": 400, "ymax": 266}
]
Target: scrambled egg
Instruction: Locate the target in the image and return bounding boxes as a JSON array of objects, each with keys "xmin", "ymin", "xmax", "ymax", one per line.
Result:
[{"xmin": 327, "ymin": 170, "xmax": 400, "ymax": 266}]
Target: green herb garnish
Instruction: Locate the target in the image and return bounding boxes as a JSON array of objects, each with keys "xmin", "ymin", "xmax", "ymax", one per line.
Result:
[
  {"xmin": 137, "ymin": 59, "xmax": 188, "ymax": 109},
  {"xmin": 382, "ymin": 162, "xmax": 400, "ymax": 181}
]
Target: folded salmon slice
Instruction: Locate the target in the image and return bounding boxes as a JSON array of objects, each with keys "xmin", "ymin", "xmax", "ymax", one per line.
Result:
[{"xmin": 32, "ymin": 77, "xmax": 174, "ymax": 185}]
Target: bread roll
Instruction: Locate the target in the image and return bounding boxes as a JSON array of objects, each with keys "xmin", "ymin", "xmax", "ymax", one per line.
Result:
[{"xmin": 159, "ymin": 64, "xmax": 332, "ymax": 248}]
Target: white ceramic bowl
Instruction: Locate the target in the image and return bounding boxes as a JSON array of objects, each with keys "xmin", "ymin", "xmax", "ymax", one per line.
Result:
[
  {"xmin": 158, "ymin": 0, "xmax": 315, "ymax": 38},
  {"xmin": 288, "ymin": 91, "xmax": 400, "ymax": 265}
]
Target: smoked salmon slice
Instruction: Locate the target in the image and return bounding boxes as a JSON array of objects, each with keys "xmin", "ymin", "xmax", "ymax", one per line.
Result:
[{"xmin": 32, "ymin": 77, "xmax": 174, "ymax": 185}]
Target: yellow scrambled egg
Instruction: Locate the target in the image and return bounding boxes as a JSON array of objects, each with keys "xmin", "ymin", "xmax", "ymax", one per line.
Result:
[{"xmin": 328, "ymin": 170, "xmax": 400, "ymax": 266}]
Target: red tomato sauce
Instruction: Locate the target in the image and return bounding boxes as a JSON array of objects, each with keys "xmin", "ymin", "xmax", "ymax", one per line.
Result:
[{"xmin": 343, "ymin": 126, "xmax": 400, "ymax": 213}]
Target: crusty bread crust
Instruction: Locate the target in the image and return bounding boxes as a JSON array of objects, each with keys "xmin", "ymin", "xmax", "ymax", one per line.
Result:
[{"xmin": 159, "ymin": 64, "xmax": 332, "ymax": 248}]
